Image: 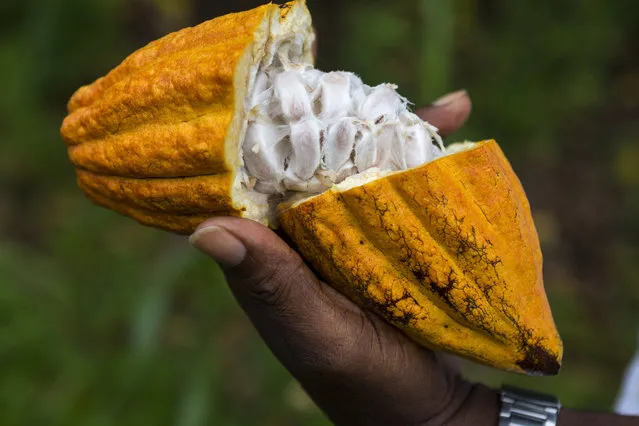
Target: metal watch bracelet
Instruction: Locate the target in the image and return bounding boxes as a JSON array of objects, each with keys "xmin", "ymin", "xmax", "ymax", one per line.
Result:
[{"xmin": 499, "ymin": 385, "xmax": 561, "ymax": 426}]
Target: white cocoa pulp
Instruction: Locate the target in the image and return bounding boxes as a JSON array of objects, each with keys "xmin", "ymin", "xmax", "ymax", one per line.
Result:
[{"xmin": 241, "ymin": 41, "xmax": 445, "ymax": 197}]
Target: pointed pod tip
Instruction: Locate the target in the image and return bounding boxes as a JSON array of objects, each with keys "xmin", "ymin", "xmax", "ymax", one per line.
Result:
[{"xmin": 517, "ymin": 344, "xmax": 562, "ymax": 376}]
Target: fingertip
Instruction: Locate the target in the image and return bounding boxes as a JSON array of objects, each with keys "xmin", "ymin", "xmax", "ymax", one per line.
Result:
[
  {"xmin": 188, "ymin": 224, "xmax": 218, "ymax": 247},
  {"xmin": 189, "ymin": 223, "xmax": 247, "ymax": 267},
  {"xmin": 416, "ymin": 89, "xmax": 472, "ymax": 136},
  {"xmin": 190, "ymin": 217, "xmax": 294, "ymax": 267},
  {"xmin": 431, "ymin": 89, "xmax": 469, "ymax": 107},
  {"xmin": 193, "ymin": 217, "xmax": 269, "ymax": 239}
]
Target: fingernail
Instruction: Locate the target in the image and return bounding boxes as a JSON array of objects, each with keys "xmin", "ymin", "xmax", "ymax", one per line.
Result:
[
  {"xmin": 432, "ymin": 89, "xmax": 467, "ymax": 107},
  {"xmin": 189, "ymin": 225, "xmax": 247, "ymax": 267}
]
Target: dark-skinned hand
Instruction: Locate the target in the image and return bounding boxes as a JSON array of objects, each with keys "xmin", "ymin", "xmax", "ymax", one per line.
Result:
[
  {"xmin": 188, "ymin": 86, "xmax": 639, "ymax": 426},
  {"xmin": 189, "ymin": 91, "xmax": 505, "ymax": 426}
]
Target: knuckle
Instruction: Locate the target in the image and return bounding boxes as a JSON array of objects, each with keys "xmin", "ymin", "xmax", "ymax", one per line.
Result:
[
  {"xmin": 297, "ymin": 314, "xmax": 373, "ymax": 380},
  {"xmin": 249, "ymin": 270, "xmax": 291, "ymax": 308},
  {"xmin": 247, "ymin": 257, "xmax": 308, "ymax": 309}
]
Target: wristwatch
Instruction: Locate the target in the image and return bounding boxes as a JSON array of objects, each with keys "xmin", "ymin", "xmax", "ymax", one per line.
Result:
[{"xmin": 499, "ymin": 385, "xmax": 561, "ymax": 426}]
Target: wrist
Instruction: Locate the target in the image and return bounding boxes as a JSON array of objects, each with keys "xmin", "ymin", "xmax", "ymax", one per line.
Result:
[
  {"xmin": 430, "ymin": 383, "xmax": 500, "ymax": 426},
  {"xmin": 558, "ymin": 408, "xmax": 639, "ymax": 426}
]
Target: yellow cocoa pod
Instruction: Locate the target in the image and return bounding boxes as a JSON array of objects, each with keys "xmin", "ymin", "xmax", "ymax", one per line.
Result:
[
  {"xmin": 60, "ymin": 0, "xmax": 563, "ymax": 375},
  {"xmin": 280, "ymin": 140, "xmax": 560, "ymax": 375}
]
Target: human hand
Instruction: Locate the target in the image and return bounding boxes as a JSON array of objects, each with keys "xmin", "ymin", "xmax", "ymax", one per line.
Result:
[{"xmin": 189, "ymin": 91, "xmax": 501, "ymax": 426}]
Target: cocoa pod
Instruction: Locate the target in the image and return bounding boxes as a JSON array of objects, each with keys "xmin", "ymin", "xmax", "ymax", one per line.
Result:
[{"xmin": 60, "ymin": 0, "xmax": 563, "ymax": 375}]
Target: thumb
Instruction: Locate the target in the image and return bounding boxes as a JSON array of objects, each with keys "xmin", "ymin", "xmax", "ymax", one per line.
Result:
[
  {"xmin": 188, "ymin": 217, "xmax": 321, "ymax": 314},
  {"xmin": 188, "ymin": 217, "xmax": 360, "ymax": 376},
  {"xmin": 188, "ymin": 217, "xmax": 495, "ymax": 426}
]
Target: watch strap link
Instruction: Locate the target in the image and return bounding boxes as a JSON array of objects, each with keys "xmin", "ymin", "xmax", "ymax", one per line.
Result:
[{"xmin": 499, "ymin": 385, "xmax": 561, "ymax": 426}]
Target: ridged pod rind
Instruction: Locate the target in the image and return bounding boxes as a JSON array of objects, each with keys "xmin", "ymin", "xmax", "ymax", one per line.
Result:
[
  {"xmin": 279, "ymin": 140, "xmax": 563, "ymax": 375},
  {"xmin": 60, "ymin": 1, "xmax": 563, "ymax": 375},
  {"xmin": 60, "ymin": 2, "xmax": 307, "ymax": 232}
]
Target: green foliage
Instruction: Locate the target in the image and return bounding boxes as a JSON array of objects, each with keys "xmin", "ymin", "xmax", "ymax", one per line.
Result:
[{"xmin": 1, "ymin": 0, "xmax": 638, "ymax": 424}]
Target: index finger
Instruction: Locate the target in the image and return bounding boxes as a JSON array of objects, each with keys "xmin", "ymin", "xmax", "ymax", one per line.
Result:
[{"xmin": 415, "ymin": 90, "xmax": 472, "ymax": 137}]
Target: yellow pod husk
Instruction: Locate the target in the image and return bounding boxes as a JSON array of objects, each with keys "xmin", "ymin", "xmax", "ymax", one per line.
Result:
[
  {"xmin": 61, "ymin": 1, "xmax": 313, "ymax": 232},
  {"xmin": 60, "ymin": 0, "xmax": 563, "ymax": 375},
  {"xmin": 280, "ymin": 140, "xmax": 561, "ymax": 375}
]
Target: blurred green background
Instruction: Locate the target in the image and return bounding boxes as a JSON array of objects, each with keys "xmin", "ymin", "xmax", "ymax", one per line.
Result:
[{"xmin": 1, "ymin": 0, "xmax": 639, "ymax": 424}]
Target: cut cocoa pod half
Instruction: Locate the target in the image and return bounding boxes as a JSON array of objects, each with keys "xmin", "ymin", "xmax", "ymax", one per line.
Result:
[{"xmin": 60, "ymin": 0, "xmax": 563, "ymax": 375}]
